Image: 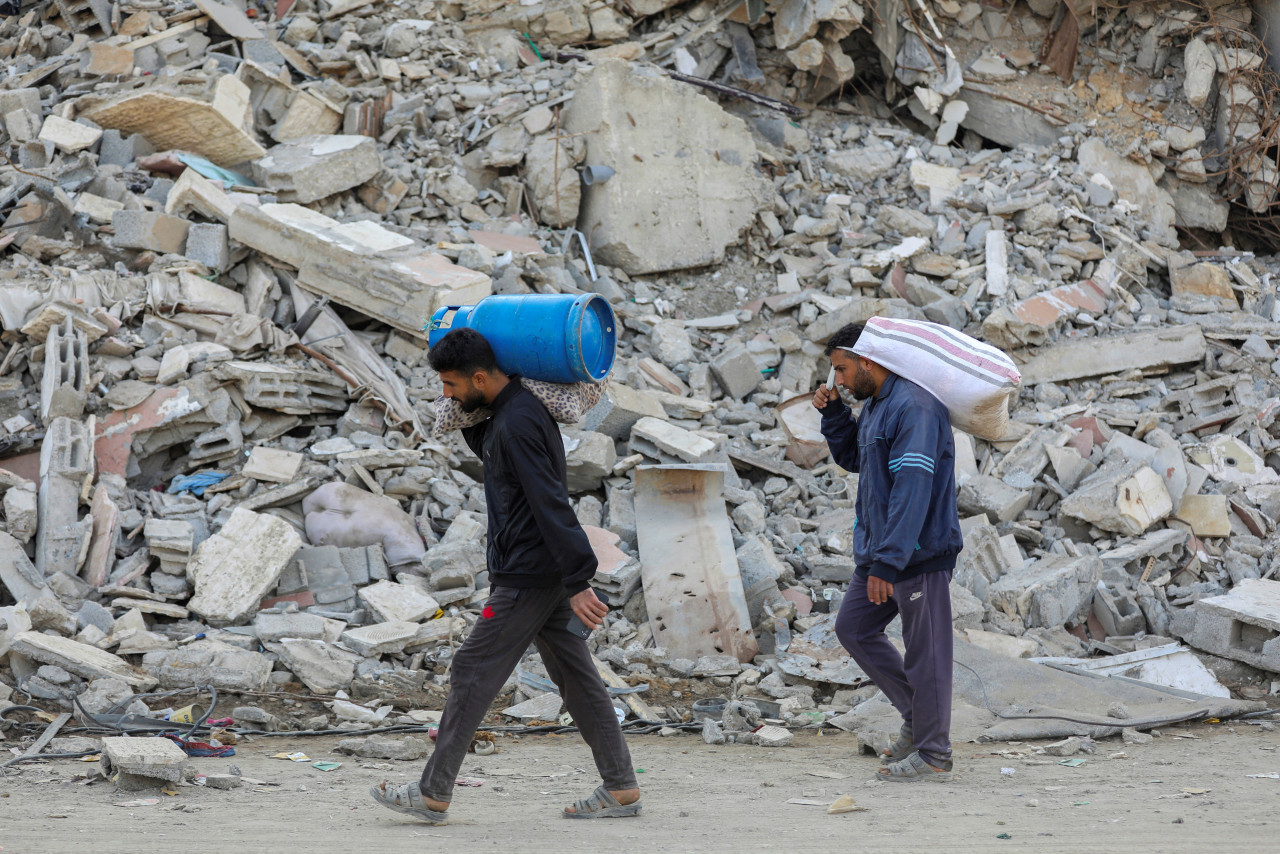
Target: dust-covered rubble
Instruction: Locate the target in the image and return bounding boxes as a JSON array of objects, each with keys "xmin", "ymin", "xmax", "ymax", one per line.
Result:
[{"xmin": 3, "ymin": 0, "xmax": 1280, "ymax": 742}]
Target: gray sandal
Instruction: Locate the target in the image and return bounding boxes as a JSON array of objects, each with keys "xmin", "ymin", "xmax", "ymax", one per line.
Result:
[
  {"xmin": 876, "ymin": 751, "xmax": 952, "ymax": 783},
  {"xmin": 879, "ymin": 723, "xmax": 914, "ymax": 764},
  {"xmin": 370, "ymin": 781, "xmax": 448, "ymax": 824},
  {"xmin": 563, "ymin": 785, "xmax": 643, "ymax": 819}
]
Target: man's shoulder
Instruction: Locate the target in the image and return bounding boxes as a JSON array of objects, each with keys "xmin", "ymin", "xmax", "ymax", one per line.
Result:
[
  {"xmin": 496, "ymin": 386, "xmax": 554, "ymax": 435},
  {"xmin": 887, "ymin": 377, "xmax": 951, "ymax": 424}
]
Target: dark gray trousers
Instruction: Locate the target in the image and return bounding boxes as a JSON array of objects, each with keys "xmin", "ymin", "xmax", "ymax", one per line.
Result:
[
  {"xmin": 419, "ymin": 585, "xmax": 637, "ymax": 801},
  {"xmin": 834, "ymin": 570, "xmax": 954, "ymax": 766}
]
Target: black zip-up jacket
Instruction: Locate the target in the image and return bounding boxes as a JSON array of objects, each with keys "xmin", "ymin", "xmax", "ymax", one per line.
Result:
[{"xmin": 460, "ymin": 378, "xmax": 597, "ymax": 594}]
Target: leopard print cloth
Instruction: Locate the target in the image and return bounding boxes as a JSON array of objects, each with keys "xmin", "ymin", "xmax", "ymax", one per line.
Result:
[{"xmin": 431, "ymin": 377, "xmax": 609, "ymax": 437}]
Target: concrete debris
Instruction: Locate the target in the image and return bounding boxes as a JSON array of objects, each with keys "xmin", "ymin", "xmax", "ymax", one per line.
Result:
[
  {"xmin": 335, "ymin": 734, "xmax": 432, "ymax": 761},
  {"xmin": 100, "ymin": 736, "xmax": 189, "ymax": 788},
  {"xmin": 2, "ymin": 0, "xmax": 1280, "ymax": 730},
  {"xmin": 186, "ymin": 508, "xmax": 301, "ymax": 626}
]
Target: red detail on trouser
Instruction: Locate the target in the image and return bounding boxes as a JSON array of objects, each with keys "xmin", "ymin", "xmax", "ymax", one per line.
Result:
[{"xmin": 482, "ymin": 606, "xmax": 495, "ymax": 619}]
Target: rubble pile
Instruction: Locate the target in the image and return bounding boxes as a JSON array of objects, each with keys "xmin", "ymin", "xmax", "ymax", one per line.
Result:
[{"xmin": 3, "ymin": 0, "xmax": 1280, "ymax": 740}]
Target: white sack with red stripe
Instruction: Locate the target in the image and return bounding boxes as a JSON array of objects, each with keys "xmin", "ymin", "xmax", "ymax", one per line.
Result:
[{"xmin": 852, "ymin": 316, "xmax": 1021, "ymax": 441}]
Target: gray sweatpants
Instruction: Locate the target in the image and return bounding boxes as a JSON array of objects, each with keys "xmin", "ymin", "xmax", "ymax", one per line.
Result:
[
  {"xmin": 834, "ymin": 570, "xmax": 954, "ymax": 767},
  {"xmin": 419, "ymin": 585, "xmax": 637, "ymax": 801}
]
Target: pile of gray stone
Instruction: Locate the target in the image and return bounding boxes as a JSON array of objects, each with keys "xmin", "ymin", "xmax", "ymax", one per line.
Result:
[{"xmin": 2, "ymin": 0, "xmax": 1280, "ymax": 735}]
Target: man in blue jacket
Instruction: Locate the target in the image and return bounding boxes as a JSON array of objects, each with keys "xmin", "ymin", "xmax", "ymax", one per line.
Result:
[{"xmin": 813, "ymin": 322, "xmax": 963, "ymax": 782}]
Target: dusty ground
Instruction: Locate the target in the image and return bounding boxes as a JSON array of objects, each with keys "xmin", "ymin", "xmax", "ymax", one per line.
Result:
[{"xmin": 2, "ymin": 722, "xmax": 1278, "ymax": 853}]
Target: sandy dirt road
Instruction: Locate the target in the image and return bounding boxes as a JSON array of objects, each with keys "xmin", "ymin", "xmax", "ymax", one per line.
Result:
[{"xmin": 2, "ymin": 723, "xmax": 1278, "ymax": 854}]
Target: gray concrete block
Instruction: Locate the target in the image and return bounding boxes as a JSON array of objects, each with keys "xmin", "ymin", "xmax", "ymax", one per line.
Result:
[
  {"xmin": 580, "ymin": 383, "xmax": 667, "ymax": 439},
  {"xmin": 101, "ymin": 736, "xmax": 188, "ymax": 785},
  {"xmin": 251, "ymin": 135, "xmax": 381, "ymax": 203},
  {"xmin": 957, "ymin": 474, "xmax": 1031, "ymax": 523},
  {"xmin": 143, "ymin": 177, "xmax": 174, "ymax": 205},
  {"xmin": 112, "ymin": 210, "xmax": 189, "ymax": 254},
  {"xmin": 98, "ymin": 129, "xmax": 155, "ymax": 168},
  {"xmin": 1183, "ymin": 579, "xmax": 1280, "ymax": 673},
  {"xmin": 565, "ymin": 429, "xmax": 617, "ymax": 493},
  {"xmin": 185, "ymin": 222, "xmax": 230, "ymax": 270},
  {"xmin": 0, "ymin": 88, "xmax": 41, "ymax": 116},
  {"xmin": 711, "ymin": 343, "xmax": 763, "ymax": 400}
]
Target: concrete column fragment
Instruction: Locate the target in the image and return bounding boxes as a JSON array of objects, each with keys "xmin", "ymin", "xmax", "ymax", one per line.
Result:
[
  {"xmin": 40, "ymin": 316, "xmax": 89, "ymax": 424},
  {"xmin": 36, "ymin": 416, "xmax": 93, "ymax": 578},
  {"xmin": 634, "ymin": 465, "xmax": 758, "ymax": 663}
]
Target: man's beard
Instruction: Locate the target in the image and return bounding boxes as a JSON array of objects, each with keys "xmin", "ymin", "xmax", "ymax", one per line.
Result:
[
  {"xmin": 849, "ymin": 365, "xmax": 876, "ymax": 400},
  {"xmin": 457, "ymin": 387, "xmax": 488, "ymax": 412}
]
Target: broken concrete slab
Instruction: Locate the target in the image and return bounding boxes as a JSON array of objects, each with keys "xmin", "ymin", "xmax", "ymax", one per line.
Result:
[
  {"xmin": 1076, "ymin": 138, "xmax": 1176, "ymax": 236},
  {"xmin": 987, "ymin": 555, "xmax": 1102, "ymax": 629},
  {"xmin": 340, "ymin": 620, "xmax": 421, "ymax": 656},
  {"xmin": 711, "ymin": 343, "xmax": 763, "ymax": 400},
  {"xmin": 242, "ymin": 447, "xmax": 303, "ymax": 483},
  {"xmin": 141, "ymin": 639, "xmax": 273, "ymax": 691},
  {"xmin": 1019, "ymin": 326, "xmax": 1208, "ymax": 385},
  {"xmin": 86, "ymin": 89, "xmax": 267, "ymax": 168},
  {"xmin": 112, "ymin": 211, "xmax": 190, "ymax": 255},
  {"xmin": 580, "ymin": 383, "xmax": 668, "ymax": 439},
  {"xmin": 252, "ymin": 135, "xmax": 381, "ymax": 204},
  {"xmin": 229, "ymin": 203, "xmax": 490, "ymax": 341},
  {"xmin": 38, "ymin": 115, "xmax": 102, "ymax": 154},
  {"xmin": 1060, "ymin": 461, "xmax": 1173, "ymax": 536},
  {"xmin": 563, "ymin": 59, "xmax": 768, "ymax": 275},
  {"xmin": 358, "ymin": 581, "xmax": 440, "ymax": 623},
  {"xmin": 10, "ymin": 632, "xmax": 157, "ymax": 689},
  {"xmin": 334, "ymin": 734, "xmax": 432, "ymax": 760},
  {"xmin": 276, "ymin": 638, "xmax": 357, "ymax": 694},
  {"xmin": 631, "ymin": 417, "xmax": 716, "ymax": 463},
  {"xmin": 0, "ymin": 531, "xmax": 49, "ymax": 603},
  {"xmin": 186, "ymin": 507, "xmax": 301, "ymax": 626}
]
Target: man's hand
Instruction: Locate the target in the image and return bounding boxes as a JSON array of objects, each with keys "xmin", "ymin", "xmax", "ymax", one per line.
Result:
[
  {"xmin": 570, "ymin": 588, "xmax": 609, "ymax": 630},
  {"xmin": 867, "ymin": 576, "xmax": 894, "ymax": 605},
  {"xmin": 813, "ymin": 384, "xmax": 838, "ymax": 411}
]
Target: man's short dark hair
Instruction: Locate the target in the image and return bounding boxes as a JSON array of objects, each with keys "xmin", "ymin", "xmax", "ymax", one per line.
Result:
[
  {"xmin": 824, "ymin": 323, "xmax": 865, "ymax": 357},
  {"xmin": 428, "ymin": 327, "xmax": 500, "ymax": 375}
]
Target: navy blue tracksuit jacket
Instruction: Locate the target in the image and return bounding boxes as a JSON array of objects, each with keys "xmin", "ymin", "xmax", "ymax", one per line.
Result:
[{"xmin": 818, "ymin": 374, "xmax": 963, "ymax": 583}]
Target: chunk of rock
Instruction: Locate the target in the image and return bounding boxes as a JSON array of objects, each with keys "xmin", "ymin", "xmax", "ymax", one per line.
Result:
[
  {"xmin": 334, "ymin": 735, "xmax": 432, "ymax": 761},
  {"xmin": 564, "ymin": 59, "xmax": 769, "ymax": 275},
  {"xmin": 186, "ymin": 507, "xmax": 302, "ymax": 626}
]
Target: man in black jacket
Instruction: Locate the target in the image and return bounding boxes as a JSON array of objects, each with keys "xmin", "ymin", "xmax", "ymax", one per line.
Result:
[{"xmin": 371, "ymin": 328, "xmax": 641, "ymax": 823}]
